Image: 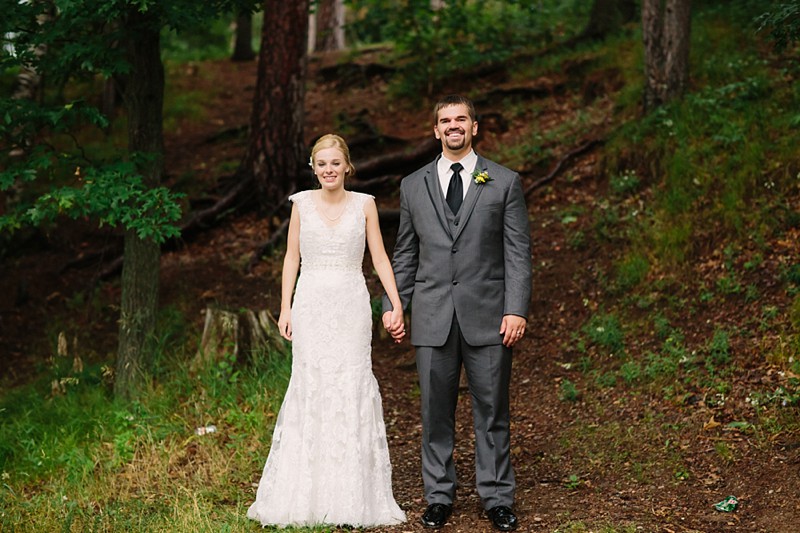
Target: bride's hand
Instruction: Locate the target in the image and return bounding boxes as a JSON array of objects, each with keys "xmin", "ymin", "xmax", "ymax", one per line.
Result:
[
  {"xmin": 389, "ymin": 308, "xmax": 405, "ymax": 343},
  {"xmin": 278, "ymin": 310, "xmax": 292, "ymax": 341}
]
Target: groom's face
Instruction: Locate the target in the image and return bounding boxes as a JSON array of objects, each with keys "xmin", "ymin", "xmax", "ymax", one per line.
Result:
[{"xmin": 434, "ymin": 104, "xmax": 478, "ymax": 155}]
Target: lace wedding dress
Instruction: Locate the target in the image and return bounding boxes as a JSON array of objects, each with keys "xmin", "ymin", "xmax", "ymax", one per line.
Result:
[{"xmin": 247, "ymin": 190, "xmax": 406, "ymax": 528}]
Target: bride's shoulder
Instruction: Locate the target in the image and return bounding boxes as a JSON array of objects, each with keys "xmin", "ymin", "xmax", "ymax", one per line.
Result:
[
  {"xmin": 348, "ymin": 191, "xmax": 374, "ymax": 205},
  {"xmin": 289, "ymin": 190, "xmax": 313, "ymax": 204}
]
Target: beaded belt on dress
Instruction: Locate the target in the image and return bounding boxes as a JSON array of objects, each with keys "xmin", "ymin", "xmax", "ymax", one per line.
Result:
[{"xmin": 301, "ymin": 259, "xmax": 363, "ymax": 272}]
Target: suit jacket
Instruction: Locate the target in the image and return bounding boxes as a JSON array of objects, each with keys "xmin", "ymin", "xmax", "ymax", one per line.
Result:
[{"xmin": 384, "ymin": 153, "xmax": 532, "ymax": 347}]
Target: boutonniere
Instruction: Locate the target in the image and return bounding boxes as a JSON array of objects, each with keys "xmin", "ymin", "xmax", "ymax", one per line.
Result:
[{"xmin": 472, "ymin": 169, "xmax": 493, "ymax": 185}]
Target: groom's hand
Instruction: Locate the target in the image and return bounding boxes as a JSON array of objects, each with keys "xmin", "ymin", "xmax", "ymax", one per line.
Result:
[
  {"xmin": 382, "ymin": 310, "xmax": 406, "ymax": 343},
  {"xmin": 500, "ymin": 314, "xmax": 527, "ymax": 347}
]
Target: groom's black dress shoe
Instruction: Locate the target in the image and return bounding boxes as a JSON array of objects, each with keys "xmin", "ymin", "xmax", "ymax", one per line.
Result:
[
  {"xmin": 420, "ymin": 503, "xmax": 452, "ymax": 529},
  {"xmin": 487, "ymin": 505, "xmax": 518, "ymax": 531}
]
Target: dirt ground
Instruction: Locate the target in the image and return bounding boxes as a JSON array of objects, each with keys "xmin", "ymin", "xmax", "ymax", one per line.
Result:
[{"xmin": 2, "ymin": 51, "xmax": 800, "ymax": 532}]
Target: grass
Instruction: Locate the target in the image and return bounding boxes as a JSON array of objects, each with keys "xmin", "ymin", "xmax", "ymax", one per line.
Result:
[
  {"xmin": 557, "ymin": 412, "xmax": 687, "ymax": 486},
  {"xmin": 582, "ymin": 312, "xmax": 625, "ymax": 356},
  {"xmin": 490, "ymin": 95, "xmax": 612, "ymax": 173},
  {"xmin": 0, "ymin": 329, "xmax": 293, "ymax": 532}
]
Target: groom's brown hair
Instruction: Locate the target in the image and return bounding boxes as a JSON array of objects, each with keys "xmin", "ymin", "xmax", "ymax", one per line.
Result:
[{"xmin": 433, "ymin": 95, "xmax": 477, "ymax": 124}]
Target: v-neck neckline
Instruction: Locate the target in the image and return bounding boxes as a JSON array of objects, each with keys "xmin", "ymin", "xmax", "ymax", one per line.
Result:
[{"xmin": 309, "ymin": 190, "xmax": 351, "ymax": 228}]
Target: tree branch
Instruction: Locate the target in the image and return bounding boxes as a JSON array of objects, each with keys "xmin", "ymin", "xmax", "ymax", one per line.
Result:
[
  {"xmin": 355, "ymin": 137, "xmax": 440, "ymax": 178},
  {"xmin": 524, "ymin": 139, "xmax": 603, "ymax": 197},
  {"xmin": 348, "ymin": 174, "xmax": 403, "ymax": 192}
]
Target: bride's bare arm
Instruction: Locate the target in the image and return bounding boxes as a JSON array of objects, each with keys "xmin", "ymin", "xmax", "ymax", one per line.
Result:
[
  {"xmin": 278, "ymin": 204, "xmax": 301, "ymax": 340},
  {"xmin": 364, "ymin": 197, "xmax": 405, "ymax": 342}
]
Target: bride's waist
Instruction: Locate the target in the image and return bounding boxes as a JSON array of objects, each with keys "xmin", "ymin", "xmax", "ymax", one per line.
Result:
[{"xmin": 300, "ymin": 259, "xmax": 363, "ymax": 272}]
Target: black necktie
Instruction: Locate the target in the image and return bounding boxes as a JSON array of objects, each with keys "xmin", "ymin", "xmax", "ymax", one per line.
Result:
[{"xmin": 446, "ymin": 162, "xmax": 463, "ymax": 214}]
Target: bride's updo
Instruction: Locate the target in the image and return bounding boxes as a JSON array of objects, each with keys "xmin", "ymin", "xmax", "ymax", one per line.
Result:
[{"xmin": 310, "ymin": 134, "xmax": 356, "ymax": 178}]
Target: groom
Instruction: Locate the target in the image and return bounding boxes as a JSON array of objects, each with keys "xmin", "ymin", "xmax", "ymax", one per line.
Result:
[{"xmin": 383, "ymin": 95, "xmax": 532, "ymax": 531}]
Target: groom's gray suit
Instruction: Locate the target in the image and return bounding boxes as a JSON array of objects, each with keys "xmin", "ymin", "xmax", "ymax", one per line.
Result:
[{"xmin": 384, "ymin": 152, "xmax": 532, "ymax": 509}]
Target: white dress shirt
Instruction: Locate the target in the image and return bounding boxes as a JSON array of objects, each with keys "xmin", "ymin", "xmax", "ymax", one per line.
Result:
[{"xmin": 437, "ymin": 149, "xmax": 477, "ymax": 201}]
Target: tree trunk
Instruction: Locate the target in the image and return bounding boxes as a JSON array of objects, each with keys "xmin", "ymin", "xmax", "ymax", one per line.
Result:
[
  {"xmin": 315, "ymin": 0, "xmax": 345, "ymax": 52},
  {"xmin": 194, "ymin": 307, "xmax": 286, "ymax": 370},
  {"xmin": 242, "ymin": 0, "xmax": 309, "ymax": 211},
  {"xmin": 308, "ymin": 10, "xmax": 317, "ymax": 53},
  {"xmin": 231, "ymin": 10, "xmax": 255, "ymax": 61},
  {"xmin": 581, "ymin": 0, "xmax": 637, "ymax": 40},
  {"xmin": 115, "ymin": 8, "xmax": 165, "ymax": 401},
  {"xmin": 101, "ymin": 77, "xmax": 118, "ymax": 122},
  {"xmin": 642, "ymin": 0, "xmax": 692, "ymax": 113}
]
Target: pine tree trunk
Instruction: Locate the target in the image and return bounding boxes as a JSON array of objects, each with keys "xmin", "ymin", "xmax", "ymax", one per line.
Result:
[
  {"xmin": 642, "ymin": 0, "xmax": 692, "ymax": 113},
  {"xmin": 115, "ymin": 8, "xmax": 165, "ymax": 401},
  {"xmin": 315, "ymin": 0, "xmax": 345, "ymax": 52},
  {"xmin": 232, "ymin": 10, "xmax": 255, "ymax": 61},
  {"xmin": 243, "ymin": 0, "xmax": 309, "ymax": 211}
]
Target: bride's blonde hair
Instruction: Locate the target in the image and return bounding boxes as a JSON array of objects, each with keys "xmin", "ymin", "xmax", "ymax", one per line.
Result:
[{"xmin": 310, "ymin": 134, "xmax": 356, "ymax": 178}]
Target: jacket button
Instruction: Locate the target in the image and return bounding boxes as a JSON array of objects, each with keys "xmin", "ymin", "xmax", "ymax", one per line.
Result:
[{"xmin": 451, "ymin": 248, "xmax": 457, "ymax": 254}]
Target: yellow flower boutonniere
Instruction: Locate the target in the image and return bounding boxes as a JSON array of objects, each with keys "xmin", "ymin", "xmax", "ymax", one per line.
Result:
[{"xmin": 472, "ymin": 169, "xmax": 493, "ymax": 185}]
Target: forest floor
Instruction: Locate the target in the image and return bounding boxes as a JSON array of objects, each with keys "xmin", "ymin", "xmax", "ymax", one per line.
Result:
[{"xmin": 2, "ymin": 48, "xmax": 800, "ymax": 532}]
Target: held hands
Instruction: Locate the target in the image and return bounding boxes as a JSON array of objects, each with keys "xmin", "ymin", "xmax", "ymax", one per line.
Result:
[
  {"xmin": 382, "ymin": 309, "xmax": 406, "ymax": 343},
  {"xmin": 500, "ymin": 314, "xmax": 527, "ymax": 347},
  {"xmin": 278, "ymin": 309, "xmax": 292, "ymax": 341}
]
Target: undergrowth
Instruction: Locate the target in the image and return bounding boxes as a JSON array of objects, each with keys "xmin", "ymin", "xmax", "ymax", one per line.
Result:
[
  {"xmin": 554, "ymin": 0, "xmax": 800, "ymax": 441},
  {"xmin": 0, "ymin": 325, "xmax": 293, "ymax": 531}
]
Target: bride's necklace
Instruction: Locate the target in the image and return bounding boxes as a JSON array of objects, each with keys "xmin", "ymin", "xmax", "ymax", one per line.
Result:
[{"xmin": 317, "ymin": 191, "xmax": 347, "ymax": 221}]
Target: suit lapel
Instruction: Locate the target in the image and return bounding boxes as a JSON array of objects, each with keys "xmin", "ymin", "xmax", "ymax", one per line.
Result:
[
  {"xmin": 452, "ymin": 154, "xmax": 487, "ymax": 242},
  {"xmin": 422, "ymin": 157, "xmax": 453, "ymax": 239}
]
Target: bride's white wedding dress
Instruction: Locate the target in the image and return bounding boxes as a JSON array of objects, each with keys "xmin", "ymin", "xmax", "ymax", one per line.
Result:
[{"xmin": 247, "ymin": 190, "xmax": 406, "ymax": 528}]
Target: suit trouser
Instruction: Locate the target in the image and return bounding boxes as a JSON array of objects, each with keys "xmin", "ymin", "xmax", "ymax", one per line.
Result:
[{"xmin": 415, "ymin": 313, "xmax": 515, "ymax": 509}]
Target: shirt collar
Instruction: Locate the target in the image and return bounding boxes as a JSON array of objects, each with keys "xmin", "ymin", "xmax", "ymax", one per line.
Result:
[{"xmin": 438, "ymin": 149, "xmax": 477, "ymax": 178}]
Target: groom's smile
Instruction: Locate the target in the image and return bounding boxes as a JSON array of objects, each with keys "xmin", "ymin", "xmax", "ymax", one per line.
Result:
[{"xmin": 434, "ymin": 103, "xmax": 479, "ymax": 159}]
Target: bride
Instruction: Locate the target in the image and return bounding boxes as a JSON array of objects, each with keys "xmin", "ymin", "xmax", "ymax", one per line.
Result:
[{"xmin": 246, "ymin": 134, "xmax": 407, "ymax": 527}]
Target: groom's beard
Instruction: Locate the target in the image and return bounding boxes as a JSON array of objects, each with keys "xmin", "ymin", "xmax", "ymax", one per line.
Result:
[{"xmin": 444, "ymin": 129, "xmax": 467, "ymax": 151}]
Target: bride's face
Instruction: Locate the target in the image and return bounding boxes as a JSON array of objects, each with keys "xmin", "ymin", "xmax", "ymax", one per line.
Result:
[{"xmin": 313, "ymin": 147, "xmax": 348, "ymax": 191}]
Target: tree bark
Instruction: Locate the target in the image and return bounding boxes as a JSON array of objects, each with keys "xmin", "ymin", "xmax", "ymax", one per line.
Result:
[
  {"xmin": 315, "ymin": 0, "xmax": 345, "ymax": 52},
  {"xmin": 242, "ymin": 0, "xmax": 309, "ymax": 212},
  {"xmin": 115, "ymin": 8, "xmax": 165, "ymax": 401},
  {"xmin": 231, "ymin": 10, "xmax": 255, "ymax": 61},
  {"xmin": 642, "ymin": 0, "xmax": 692, "ymax": 113},
  {"xmin": 194, "ymin": 307, "xmax": 286, "ymax": 370}
]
